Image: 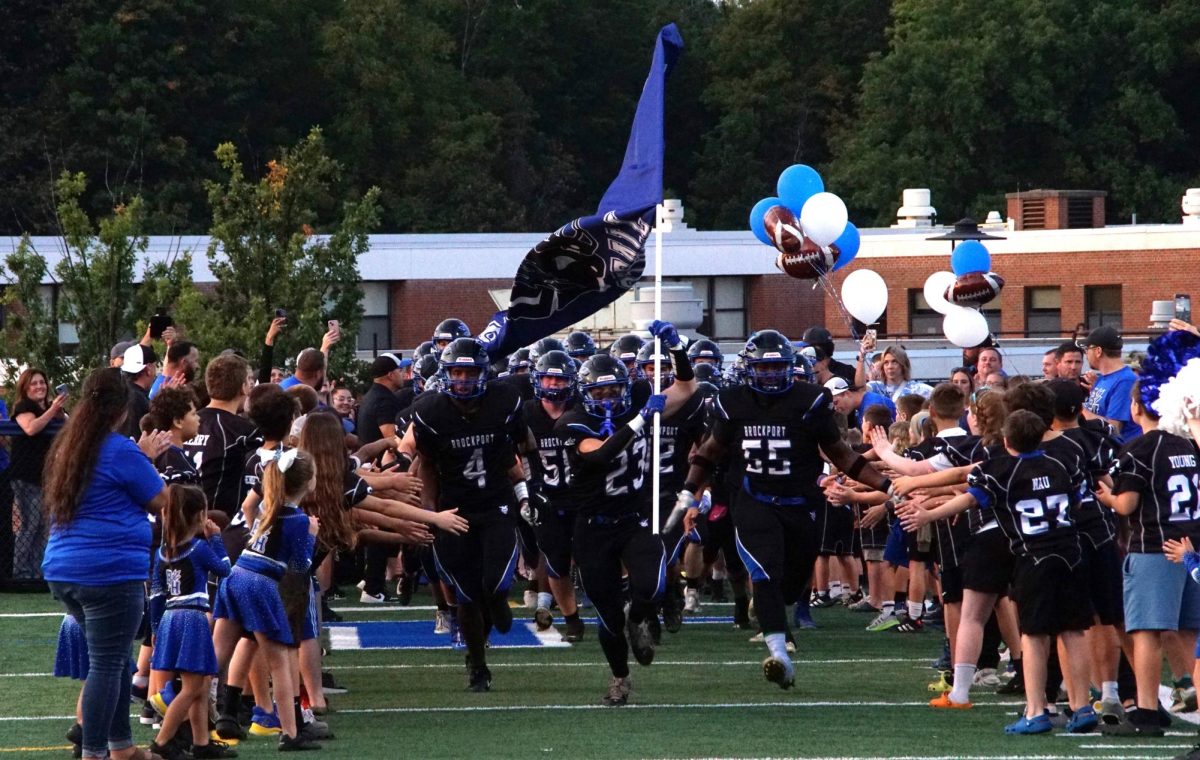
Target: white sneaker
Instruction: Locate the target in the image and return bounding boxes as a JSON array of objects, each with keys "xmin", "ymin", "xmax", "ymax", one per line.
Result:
[
  {"xmin": 360, "ymin": 590, "xmax": 385, "ymax": 603},
  {"xmin": 748, "ymin": 631, "xmax": 764, "ymax": 643},
  {"xmin": 523, "ymin": 590, "xmax": 537, "ymax": 610},
  {"xmin": 684, "ymin": 588, "xmax": 701, "ymax": 614},
  {"xmin": 973, "ymin": 667, "xmax": 1001, "ymax": 688},
  {"xmin": 356, "ymin": 580, "xmax": 366, "ymax": 591},
  {"xmin": 433, "ymin": 610, "xmax": 450, "ymax": 634}
]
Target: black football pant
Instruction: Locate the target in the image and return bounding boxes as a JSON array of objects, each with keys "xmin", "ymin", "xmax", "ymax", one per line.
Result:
[
  {"xmin": 433, "ymin": 507, "xmax": 519, "ymax": 668},
  {"xmin": 535, "ymin": 508, "xmax": 579, "ymax": 580},
  {"xmin": 574, "ymin": 513, "xmax": 666, "ymax": 678},
  {"xmin": 732, "ymin": 492, "xmax": 818, "ymax": 636}
]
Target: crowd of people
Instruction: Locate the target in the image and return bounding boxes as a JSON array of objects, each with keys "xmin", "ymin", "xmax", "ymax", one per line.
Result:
[{"xmin": 11, "ymin": 309, "xmax": 1200, "ymax": 759}]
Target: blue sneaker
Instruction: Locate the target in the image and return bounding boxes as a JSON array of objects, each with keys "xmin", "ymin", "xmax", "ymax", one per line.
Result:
[
  {"xmin": 792, "ymin": 604, "xmax": 817, "ymax": 630},
  {"xmin": 1066, "ymin": 705, "xmax": 1099, "ymax": 733},
  {"xmin": 1005, "ymin": 711, "xmax": 1053, "ymax": 735},
  {"xmin": 249, "ymin": 705, "xmax": 282, "ymax": 736}
]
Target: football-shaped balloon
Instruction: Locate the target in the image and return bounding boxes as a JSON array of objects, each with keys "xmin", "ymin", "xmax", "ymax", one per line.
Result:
[
  {"xmin": 775, "ymin": 236, "xmax": 838, "ymax": 280},
  {"xmin": 947, "ymin": 271, "xmax": 1005, "ymax": 307},
  {"xmin": 763, "ymin": 205, "xmax": 805, "ymax": 254}
]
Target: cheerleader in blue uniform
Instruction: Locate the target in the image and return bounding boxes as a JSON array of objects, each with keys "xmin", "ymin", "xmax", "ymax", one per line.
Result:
[
  {"xmin": 54, "ymin": 614, "xmax": 88, "ymax": 758},
  {"xmin": 147, "ymin": 485, "xmax": 234, "ymax": 759},
  {"xmin": 212, "ymin": 450, "xmax": 319, "ymax": 752}
]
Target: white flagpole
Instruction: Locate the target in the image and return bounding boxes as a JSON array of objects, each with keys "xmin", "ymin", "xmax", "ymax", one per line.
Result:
[{"xmin": 652, "ymin": 203, "xmax": 663, "ymax": 535}]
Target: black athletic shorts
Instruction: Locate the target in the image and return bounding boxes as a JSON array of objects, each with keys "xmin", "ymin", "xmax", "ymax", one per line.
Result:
[
  {"xmin": 940, "ymin": 564, "xmax": 964, "ymax": 605},
  {"xmin": 535, "ymin": 508, "xmax": 578, "ymax": 580},
  {"xmin": 818, "ymin": 503, "xmax": 855, "ymax": 557},
  {"xmin": 961, "ymin": 529, "xmax": 1015, "ymax": 595},
  {"xmin": 1013, "ymin": 552, "xmax": 1094, "ymax": 636},
  {"xmin": 1082, "ymin": 539, "xmax": 1124, "ymax": 627}
]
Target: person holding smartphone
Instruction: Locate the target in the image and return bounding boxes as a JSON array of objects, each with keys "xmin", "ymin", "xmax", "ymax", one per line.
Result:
[{"xmin": 11, "ymin": 368, "xmax": 68, "ymax": 579}]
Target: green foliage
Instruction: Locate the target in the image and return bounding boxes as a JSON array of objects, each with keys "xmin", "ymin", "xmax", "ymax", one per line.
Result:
[
  {"xmin": 199, "ymin": 128, "xmax": 380, "ymax": 379},
  {"xmin": 52, "ymin": 171, "xmax": 147, "ymax": 373},
  {"xmin": 1, "ymin": 237, "xmax": 69, "ymax": 383}
]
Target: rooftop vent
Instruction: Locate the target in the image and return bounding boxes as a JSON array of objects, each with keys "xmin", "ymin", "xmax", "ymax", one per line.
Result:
[
  {"xmin": 1004, "ymin": 189, "xmax": 1106, "ymax": 231},
  {"xmin": 894, "ymin": 188, "xmax": 936, "ymax": 228}
]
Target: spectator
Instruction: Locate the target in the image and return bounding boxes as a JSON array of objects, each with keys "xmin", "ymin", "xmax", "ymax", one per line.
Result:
[
  {"xmin": 109, "ymin": 341, "xmax": 135, "ymax": 369},
  {"xmin": 120, "ymin": 344, "xmax": 158, "ymax": 440},
  {"xmin": 855, "ymin": 344, "xmax": 933, "ymax": 400},
  {"xmin": 949, "ymin": 367, "xmax": 975, "ymax": 397},
  {"xmin": 1055, "ymin": 342, "xmax": 1085, "ymax": 381},
  {"xmin": 826, "ymin": 376, "xmax": 896, "ymax": 430},
  {"xmin": 895, "ymin": 394, "xmax": 926, "ymax": 423},
  {"xmin": 357, "ymin": 354, "xmax": 404, "ymax": 445},
  {"xmin": 149, "ymin": 341, "xmax": 199, "ymax": 399},
  {"xmin": 330, "ymin": 385, "xmax": 356, "ymax": 435},
  {"xmin": 973, "ymin": 346, "xmax": 1004, "ymax": 388},
  {"xmin": 11, "ymin": 368, "xmax": 67, "ymax": 579},
  {"xmin": 1082, "ymin": 325, "xmax": 1142, "ymax": 444},
  {"xmin": 1041, "ymin": 349, "xmax": 1057, "ymax": 380},
  {"xmin": 803, "ymin": 326, "xmax": 855, "ymax": 384},
  {"xmin": 269, "ymin": 367, "xmax": 286, "ymax": 384},
  {"xmin": 281, "ymin": 348, "xmax": 325, "ymax": 391},
  {"xmin": 41, "ymin": 367, "xmax": 169, "ymax": 760}
]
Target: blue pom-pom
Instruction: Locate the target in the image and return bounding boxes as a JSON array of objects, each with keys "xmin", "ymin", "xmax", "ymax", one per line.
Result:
[{"xmin": 1139, "ymin": 330, "xmax": 1200, "ymax": 412}]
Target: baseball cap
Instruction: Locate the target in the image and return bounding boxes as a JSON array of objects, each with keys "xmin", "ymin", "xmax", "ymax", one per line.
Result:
[
  {"xmin": 110, "ymin": 340, "xmax": 135, "ymax": 361},
  {"xmin": 824, "ymin": 376, "xmax": 850, "ymax": 396},
  {"xmin": 803, "ymin": 326, "xmax": 833, "ymax": 346},
  {"xmin": 1085, "ymin": 325, "xmax": 1123, "ymax": 352},
  {"xmin": 371, "ymin": 353, "xmax": 402, "ymax": 378},
  {"xmin": 121, "ymin": 344, "xmax": 157, "ymax": 374}
]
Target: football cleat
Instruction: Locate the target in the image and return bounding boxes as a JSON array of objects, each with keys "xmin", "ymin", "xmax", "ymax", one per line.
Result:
[
  {"xmin": 627, "ymin": 615, "xmax": 656, "ymax": 667},
  {"xmin": 562, "ymin": 615, "xmax": 585, "ymax": 642},
  {"xmin": 683, "ymin": 588, "xmax": 702, "ymax": 614},
  {"xmin": 433, "ymin": 610, "xmax": 451, "ymax": 635},
  {"xmin": 602, "ymin": 676, "xmax": 631, "ymax": 707},
  {"xmin": 467, "ymin": 666, "xmax": 492, "ymax": 693},
  {"xmin": 762, "ymin": 656, "xmax": 795, "ymax": 690}
]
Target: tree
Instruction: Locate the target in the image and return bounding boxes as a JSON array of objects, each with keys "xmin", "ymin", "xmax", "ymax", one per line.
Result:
[
  {"xmin": 827, "ymin": 0, "xmax": 1200, "ymax": 225},
  {"xmin": 199, "ymin": 128, "xmax": 380, "ymax": 378},
  {"xmin": 1, "ymin": 237, "xmax": 69, "ymax": 383}
]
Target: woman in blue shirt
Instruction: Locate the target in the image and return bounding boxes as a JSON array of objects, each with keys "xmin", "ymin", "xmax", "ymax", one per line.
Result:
[{"xmin": 41, "ymin": 368, "xmax": 169, "ymax": 760}]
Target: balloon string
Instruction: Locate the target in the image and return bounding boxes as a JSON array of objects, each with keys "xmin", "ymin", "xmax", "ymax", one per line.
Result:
[{"xmin": 818, "ymin": 273, "xmax": 861, "ymax": 339}]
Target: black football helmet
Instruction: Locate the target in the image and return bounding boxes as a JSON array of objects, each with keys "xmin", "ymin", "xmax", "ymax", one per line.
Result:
[
  {"xmin": 437, "ymin": 337, "xmax": 490, "ymax": 399},
  {"xmin": 693, "ymin": 362, "xmax": 722, "ymax": 388},
  {"xmin": 792, "ymin": 346, "xmax": 816, "ymax": 384},
  {"xmin": 414, "ymin": 340, "xmax": 437, "ymax": 363},
  {"xmin": 687, "ymin": 339, "xmax": 723, "ymax": 370},
  {"xmin": 565, "ymin": 330, "xmax": 597, "ymax": 359},
  {"xmin": 636, "ymin": 342, "xmax": 674, "ymax": 389},
  {"xmin": 528, "ymin": 337, "xmax": 567, "ymax": 365},
  {"xmin": 432, "ymin": 318, "xmax": 471, "ymax": 349},
  {"xmin": 577, "ymin": 354, "xmax": 632, "ymax": 418},
  {"xmin": 608, "ymin": 334, "xmax": 645, "ymax": 372},
  {"xmin": 743, "ymin": 330, "xmax": 795, "ymax": 394},
  {"xmin": 413, "ymin": 353, "xmax": 440, "ymax": 394},
  {"xmin": 532, "ymin": 350, "xmax": 577, "ymax": 403},
  {"xmin": 507, "ymin": 348, "xmax": 533, "ymax": 375}
]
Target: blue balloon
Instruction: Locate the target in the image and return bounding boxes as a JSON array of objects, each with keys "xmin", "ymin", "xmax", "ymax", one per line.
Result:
[
  {"xmin": 749, "ymin": 196, "xmax": 782, "ymax": 246},
  {"xmin": 950, "ymin": 240, "xmax": 991, "ymax": 275},
  {"xmin": 830, "ymin": 222, "xmax": 860, "ymax": 272},
  {"xmin": 777, "ymin": 164, "xmax": 824, "ymax": 215}
]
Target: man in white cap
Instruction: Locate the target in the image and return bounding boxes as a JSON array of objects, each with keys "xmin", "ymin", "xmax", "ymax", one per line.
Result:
[{"xmin": 121, "ymin": 343, "xmax": 158, "ymax": 438}]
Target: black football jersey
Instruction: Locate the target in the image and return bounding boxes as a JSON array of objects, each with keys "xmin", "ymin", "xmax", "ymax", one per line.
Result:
[
  {"xmin": 709, "ymin": 383, "xmax": 840, "ymax": 503},
  {"xmin": 494, "ymin": 373, "xmax": 535, "ymax": 403},
  {"xmin": 928, "ymin": 433, "xmax": 998, "ymax": 536},
  {"xmin": 631, "ymin": 380, "xmax": 706, "ymax": 503},
  {"xmin": 1112, "ymin": 430, "xmax": 1200, "ymax": 553},
  {"xmin": 1059, "ymin": 422, "xmax": 1119, "ymax": 548},
  {"xmin": 557, "ymin": 382, "xmax": 652, "ymax": 516},
  {"xmin": 183, "ymin": 408, "xmax": 261, "ymax": 516},
  {"xmin": 155, "ymin": 445, "xmax": 200, "ymax": 485},
  {"xmin": 966, "ymin": 445, "xmax": 1084, "ymax": 558},
  {"xmin": 905, "ymin": 437, "xmax": 966, "ymax": 569},
  {"xmin": 523, "ymin": 398, "xmax": 574, "ymax": 509},
  {"xmin": 411, "ymin": 384, "xmax": 524, "ymax": 512}
]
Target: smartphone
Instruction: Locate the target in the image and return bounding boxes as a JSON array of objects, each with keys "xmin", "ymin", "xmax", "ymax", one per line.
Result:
[
  {"xmin": 865, "ymin": 328, "xmax": 877, "ymax": 342},
  {"xmin": 55, "ymin": 383, "xmax": 68, "ymax": 397},
  {"xmin": 328, "ymin": 319, "xmax": 339, "ymax": 332},
  {"xmin": 1176, "ymin": 293, "xmax": 1192, "ymax": 324},
  {"xmin": 149, "ymin": 306, "xmax": 173, "ymax": 339},
  {"xmin": 275, "ymin": 308, "xmax": 288, "ymax": 320}
]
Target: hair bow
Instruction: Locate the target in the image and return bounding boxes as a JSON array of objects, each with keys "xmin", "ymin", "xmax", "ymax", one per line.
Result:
[{"xmin": 257, "ymin": 447, "xmax": 299, "ymax": 473}]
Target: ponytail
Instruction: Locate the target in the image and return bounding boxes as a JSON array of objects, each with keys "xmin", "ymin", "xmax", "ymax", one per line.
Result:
[
  {"xmin": 252, "ymin": 450, "xmax": 314, "ymax": 543},
  {"xmin": 161, "ymin": 484, "xmax": 207, "ymax": 560}
]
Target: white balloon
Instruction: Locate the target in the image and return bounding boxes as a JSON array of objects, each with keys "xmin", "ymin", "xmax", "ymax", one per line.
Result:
[
  {"xmin": 840, "ymin": 268, "xmax": 888, "ymax": 325},
  {"xmin": 799, "ymin": 192, "xmax": 849, "ymax": 247},
  {"xmin": 942, "ymin": 306, "xmax": 990, "ymax": 348},
  {"xmin": 923, "ymin": 271, "xmax": 958, "ymax": 316}
]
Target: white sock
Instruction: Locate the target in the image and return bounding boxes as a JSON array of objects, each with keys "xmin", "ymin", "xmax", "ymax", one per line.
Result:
[
  {"xmin": 537, "ymin": 592, "xmax": 553, "ymax": 610},
  {"xmin": 132, "ymin": 674, "xmax": 149, "ymax": 688},
  {"xmin": 949, "ymin": 664, "xmax": 976, "ymax": 704},
  {"xmin": 881, "ymin": 601, "xmax": 894, "ymax": 612},
  {"xmin": 907, "ymin": 601, "xmax": 924, "ymax": 620},
  {"xmin": 1101, "ymin": 681, "xmax": 1119, "ymax": 702},
  {"xmin": 830, "ymin": 581, "xmax": 843, "ymax": 597},
  {"xmin": 712, "ymin": 569, "xmax": 727, "ymax": 581},
  {"xmin": 764, "ymin": 632, "xmax": 789, "ymax": 662}
]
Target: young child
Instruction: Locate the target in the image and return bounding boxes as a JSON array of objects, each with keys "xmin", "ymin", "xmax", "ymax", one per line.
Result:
[
  {"xmin": 148, "ymin": 485, "xmax": 235, "ymax": 759},
  {"xmin": 900, "ymin": 410, "xmax": 1096, "ymax": 734},
  {"xmin": 212, "ymin": 450, "xmax": 320, "ymax": 751}
]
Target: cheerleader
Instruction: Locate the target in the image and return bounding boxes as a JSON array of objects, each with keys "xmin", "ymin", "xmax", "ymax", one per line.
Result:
[
  {"xmin": 147, "ymin": 485, "xmax": 234, "ymax": 759},
  {"xmin": 212, "ymin": 450, "xmax": 320, "ymax": 752}
]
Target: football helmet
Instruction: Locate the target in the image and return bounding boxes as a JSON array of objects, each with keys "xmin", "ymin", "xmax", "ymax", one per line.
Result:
[
  {"xmin": 608, "ymin": 334, "xmax": 646, "ymax": 372},
  {"xmin": 531, "ymin": 350, "xmax": 577, "ymax": 403},
  {"xmin": 529, "ymin": 337, "xmax": 567, "ymax": 365},
  {"xmin": 507, "ymin": 348, "xmax": 533, "ymax": 375},
  {"xmin": 577, "ymin": 354, "xmax": 632, "ymax": 418},
  {"xmin": 437, "ymin": 337, "xmax": 490, "ymax": 399},
  {"xmin": 687, "ymin": 339, "xmax": 723, "ymax": 370},
  {"xmin": 432, "ymin": 318, "xmax": 471, "ymax": 348},
  {"xmin": 565, "ymin": 330, "xmax": 597, "ymax": 359},
  {"xmin": 743, "ymin": 329, "xmax": 795, "ymax": 394},
  {"xmin": 412, "ymin": 353, "xmax": 440, "ymax": 394},
  {"xmin": 636, "ymin": 342, "xmax": 674, "ymax": 389}
]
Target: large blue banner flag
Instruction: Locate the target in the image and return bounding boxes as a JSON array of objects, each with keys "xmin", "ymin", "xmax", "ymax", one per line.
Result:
[{"xmin": 479, "ymin": 23, "xmax": 683, "ymax": 359}]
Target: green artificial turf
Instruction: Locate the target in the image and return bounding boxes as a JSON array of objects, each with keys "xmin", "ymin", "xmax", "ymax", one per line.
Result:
[{"xmin": 0, "ymin": 590, "xmax": 1193, "ymax": 759}]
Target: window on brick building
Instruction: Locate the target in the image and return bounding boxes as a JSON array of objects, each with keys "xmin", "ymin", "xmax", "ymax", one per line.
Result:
[
  {"xmin": 1085, "ymin": 285, "xmax": 1122, "ymax": 329},
  {"xmin": 1025, "ymin": 287, "xmax": 1061, "ymax": 335},
  {"xmin": 357, "ymin": 282, "xmax": 391, "ymax": 353},
  {"xmin": 683, "ymin": 276, "xmax": 746, "ymax": 341},
  {"xmin": 908, "ymin": 290, "xmax": 942, "ymax": 336}
]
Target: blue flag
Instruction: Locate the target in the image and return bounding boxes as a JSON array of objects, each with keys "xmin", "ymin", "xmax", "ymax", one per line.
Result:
[{"xmin": 479, "ymin": 23, "xmax": 683, "ymax": 359}]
